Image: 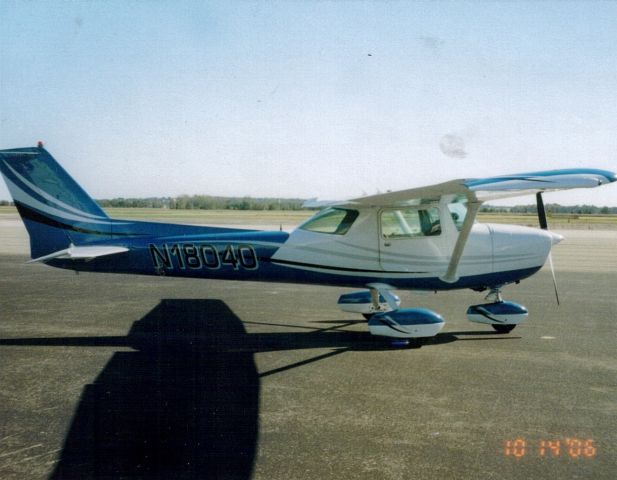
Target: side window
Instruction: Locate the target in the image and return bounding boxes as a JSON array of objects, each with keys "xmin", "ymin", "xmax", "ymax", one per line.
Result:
[
  {"xmin": 300, "ymin": 208, "xmax": 359, "ymax": 235},
  {"xmin": 381, "ymin": 207, "xmax": 441, "ymax": 238}
]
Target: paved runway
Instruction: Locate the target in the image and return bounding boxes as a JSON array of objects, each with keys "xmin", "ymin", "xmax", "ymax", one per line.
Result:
[{"xmin": 0, "ymin": 215, "xmax": 615, "ymax": 479}]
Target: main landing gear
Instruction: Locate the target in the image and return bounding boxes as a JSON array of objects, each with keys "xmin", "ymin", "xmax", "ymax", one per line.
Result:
[
  {"xmin": 337, "ymin": 285, "xmax": 445, "ymax": 340},
  {"xmin": 338, "ymin": 285, "xmax": 528, "ymax": 341}
]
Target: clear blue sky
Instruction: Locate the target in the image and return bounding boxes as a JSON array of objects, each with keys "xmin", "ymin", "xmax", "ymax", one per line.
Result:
[{"xmin": 1, "ymin": 1, "xmax": 616, "ymax": 205}]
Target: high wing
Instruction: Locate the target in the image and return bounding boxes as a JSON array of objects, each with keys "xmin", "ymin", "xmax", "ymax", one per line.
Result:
[
  {"xmin": 302, "ymin": 180, "xmax": 467, "ymax": 208},
  {"xmin": 463, "ymin": 168, "xmax": 617, "ymax": 202},
  {"xmin": 304, "ymin": 168, "xmax": 615, "ymax": 208},
  {"xmin": 329, "ymin": 168, "xmax": 616, "ymax": 206},
  {"xmin": 303, "ymin": 168, "xmax": 616, "ymax": 283}
]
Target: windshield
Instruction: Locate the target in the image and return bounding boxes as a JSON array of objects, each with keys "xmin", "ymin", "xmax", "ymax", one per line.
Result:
[{"xmin": 299, "ymin": 208, "xmax": 359, "ymax": 235}]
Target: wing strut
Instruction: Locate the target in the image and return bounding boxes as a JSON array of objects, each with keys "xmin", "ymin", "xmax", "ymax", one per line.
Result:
[{"xmin": 440, "ymin": 199, "xmax": 482, "ymax": 284}]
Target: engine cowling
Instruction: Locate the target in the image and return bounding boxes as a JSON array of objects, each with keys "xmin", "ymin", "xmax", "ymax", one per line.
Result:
[{"xmin": 368, "ymin": 308, "xmax": 445, "ymax": 338}]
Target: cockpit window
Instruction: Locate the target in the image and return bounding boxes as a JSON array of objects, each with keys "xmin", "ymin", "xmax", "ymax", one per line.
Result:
[
  {"xmin": 300, "ymin": 208, "xmax": 359, "ymax": 235},
  {"xmin": 447, "ymin": 195, "xmax": 468, "ymax": 231},
  {"xmin": 381, "ymin": 207, "xmax": 441, "ymax": 238}
]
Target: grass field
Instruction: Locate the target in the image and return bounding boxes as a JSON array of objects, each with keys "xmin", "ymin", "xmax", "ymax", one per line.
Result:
[
  {"xmin": 0, "ymin": 206, "xmax": 312, "ymax": 227},
  {"xmin": 477, "ymin": 212, "xmax": 617, "ymax": 228},
  {"xmin": 1, "ymin": 206, "xmax": 616, "ymax": 229}
]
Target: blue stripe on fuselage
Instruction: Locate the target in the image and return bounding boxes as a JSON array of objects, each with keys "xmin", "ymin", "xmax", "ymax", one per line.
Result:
[{"xmin": 49, "ymin": 225, "xmax": 539, "ymax": 292}]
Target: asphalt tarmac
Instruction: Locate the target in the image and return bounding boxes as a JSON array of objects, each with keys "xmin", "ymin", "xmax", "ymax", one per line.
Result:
[{"xmin": 0, "ymin": 216, "xmax": 615, "ymax": 479}]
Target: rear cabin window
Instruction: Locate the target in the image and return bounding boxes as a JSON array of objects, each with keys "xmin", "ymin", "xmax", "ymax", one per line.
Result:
[
  {"xmin": 300, "ymin": 208, "xmax": 359, "ymax": 235},
  {"xmin": 381, "ymin": 207, "xmax": 441, "ymax": 238}
]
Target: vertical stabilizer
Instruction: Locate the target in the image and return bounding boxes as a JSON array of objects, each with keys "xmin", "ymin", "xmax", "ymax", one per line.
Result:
[{"xmin": 0, "ymin": 147, "xmax": 112, "ymax": 258}]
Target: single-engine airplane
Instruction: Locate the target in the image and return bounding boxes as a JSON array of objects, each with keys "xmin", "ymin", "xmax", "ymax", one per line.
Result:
[{"xmin": 1, "ymin": 146, "xmax": 615, "ymax": 341}]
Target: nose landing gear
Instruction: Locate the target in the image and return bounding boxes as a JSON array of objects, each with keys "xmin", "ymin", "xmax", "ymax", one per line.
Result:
[{"xmin": 467, "ymin": 287, "xmax": 528, "ymax": 334}]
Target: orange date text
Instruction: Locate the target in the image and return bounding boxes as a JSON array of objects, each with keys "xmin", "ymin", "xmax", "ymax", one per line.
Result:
[{"xmin": 504, "ymin": 438, "xmax": 596, "ymax": 459}]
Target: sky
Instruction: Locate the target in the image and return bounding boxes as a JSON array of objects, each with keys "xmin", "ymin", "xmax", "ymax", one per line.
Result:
[{"xmin": 1, "ymin": 1, "xmax": 616, "ymax": 206}]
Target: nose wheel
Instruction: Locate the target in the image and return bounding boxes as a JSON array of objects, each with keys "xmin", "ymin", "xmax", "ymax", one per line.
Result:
[
  {"xmin": 486, "ymin": 288, "xmax": 516, "ymax": 332},
  {"xmin": 467, "ymin": 287, "xmax": 527, "ymax": 333},
  {"xmin": 492, "ymin": 324, "xmax": 516, "ymax": 334}
]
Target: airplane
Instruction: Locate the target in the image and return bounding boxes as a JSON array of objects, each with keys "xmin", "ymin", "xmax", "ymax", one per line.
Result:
[{"xmin": 1, "ymin": 145, "xmax": 615, "ymax": 343}]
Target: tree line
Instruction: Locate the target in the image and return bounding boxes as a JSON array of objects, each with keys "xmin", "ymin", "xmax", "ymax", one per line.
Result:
[
  {"xmin": 480, "ymin": 204, "xmax": 617, "ymax": 215},
  {"xmin": 96, "ymin": 195, "xmax": 306, "ymax": 211},
  {"xmin": 0, "ymin": 197, "xmax": 615, "ymax": 213}
]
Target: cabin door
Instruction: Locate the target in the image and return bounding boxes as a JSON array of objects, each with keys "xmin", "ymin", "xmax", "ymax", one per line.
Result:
[{"xmin": 378, "ymin": 207, "xmax": 448, "ymax": 273}]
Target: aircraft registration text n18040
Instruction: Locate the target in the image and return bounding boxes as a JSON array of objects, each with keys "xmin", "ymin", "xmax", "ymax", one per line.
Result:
[{"xmin": 149, "ymin": 243, "xmax": 259, "ymax": 271}]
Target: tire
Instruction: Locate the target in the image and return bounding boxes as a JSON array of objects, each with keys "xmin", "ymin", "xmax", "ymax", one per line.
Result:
[{"xmin": 492, "ymin": 324, "xmax": 516, "ymax": 334}]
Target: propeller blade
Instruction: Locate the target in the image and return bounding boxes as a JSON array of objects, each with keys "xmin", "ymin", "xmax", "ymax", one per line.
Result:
[
  {"xmin": 536, "ymin": 192, "xmax": 548, "ymax": 230},
  {"xmin": 547, "ymin": 251, "xmax": 560, "ymax": 306},
  {"xmin": 537, "ymin": 192, "xmax": 560, "ymax": 305}
]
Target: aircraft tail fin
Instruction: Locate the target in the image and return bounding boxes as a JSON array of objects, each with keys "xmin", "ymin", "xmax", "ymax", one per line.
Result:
[{"xmin": 0, "ymin": 146, "xmax": 113, "ymax": 259}]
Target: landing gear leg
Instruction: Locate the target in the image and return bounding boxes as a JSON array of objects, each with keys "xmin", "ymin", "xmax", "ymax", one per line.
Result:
[
  {"xmin": 485, "ymin": 287, "xmax": 503, "ymax": 303},
  {"xmin": 369, "ymin": 287, "xmax": 380, "ymax": 313},
  {"xmin": 363, "ymin": 286, "xmax": 393, "ymax": 319},
  {"xmin": 337, "ymin": 286, "xmax": 400, "ymax": 319}
]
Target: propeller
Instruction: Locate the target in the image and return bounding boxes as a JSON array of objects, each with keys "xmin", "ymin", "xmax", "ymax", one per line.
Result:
[{"xmin": 536, "ymin": 192, "xmax": 560, "ymax": 306}]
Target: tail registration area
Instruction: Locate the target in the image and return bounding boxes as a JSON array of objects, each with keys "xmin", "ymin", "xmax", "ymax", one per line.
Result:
[{"xmin": 149, "ymin": 243, "xmax": 259, "ymax": 272}]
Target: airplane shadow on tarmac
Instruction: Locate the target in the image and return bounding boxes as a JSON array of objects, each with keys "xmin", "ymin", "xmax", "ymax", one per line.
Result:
[
  {"xmin": 0, "ymin": 299, "xmax": 519, "ymax": 480},
  {"xmin": 50, "ymin": 299, "xmax": 259, "ymax": 480}
]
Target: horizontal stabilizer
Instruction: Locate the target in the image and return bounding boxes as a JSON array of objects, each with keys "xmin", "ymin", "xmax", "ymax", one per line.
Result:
[{"xmin": 29, "ymin": 245, "xmax": 129, "ymax": 263}]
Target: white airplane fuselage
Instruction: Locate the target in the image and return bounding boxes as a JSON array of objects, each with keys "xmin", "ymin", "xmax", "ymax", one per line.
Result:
[{"xmin": 271, "ymin": 204, "xmax": 561, "ymax": 290}]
